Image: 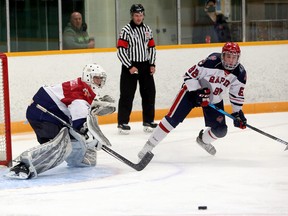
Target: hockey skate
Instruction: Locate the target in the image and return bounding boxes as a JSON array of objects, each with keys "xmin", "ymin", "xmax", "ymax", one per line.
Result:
[
  {"xmin": 196, "ymin": 130, "xmax": 216, "ymax": 156},
  {"xmin": 143, "ymin": 122, "xmax": 158, "ymax": 133},
  {"xmin": 138, "ymin": 140, "xmax": 155, "ymax": 160},
  {"xmin": 118, "ymin": 124, "xmax": 131, "ymax": 135},
  {"xmin": 5, "ymin": 162, "xmax": 31, "ymax": 179}
]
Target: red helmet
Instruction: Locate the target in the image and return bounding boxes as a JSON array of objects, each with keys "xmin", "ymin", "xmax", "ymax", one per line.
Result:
[{"xmin": 221, "ymin": 42, "xmax": 241, "ymax": 70}]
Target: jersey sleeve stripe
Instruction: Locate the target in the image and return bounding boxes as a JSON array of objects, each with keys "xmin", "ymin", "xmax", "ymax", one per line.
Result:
[
  {"xmin": 117, "ymin": 39, "xmax": 129, "ymax": 48},
  {"xmin": 148, "ymin": 38, "xmax": 155, "ymax": 47}
]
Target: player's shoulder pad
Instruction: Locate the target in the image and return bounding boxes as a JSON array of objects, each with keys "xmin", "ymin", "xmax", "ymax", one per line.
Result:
[
  {"xmin": 198, "ymin": 53, "xmax": 221, "ymax": 69},
  {"xmin": 232, "ymin": 64, "xmax": 247, "ymax": 84}
]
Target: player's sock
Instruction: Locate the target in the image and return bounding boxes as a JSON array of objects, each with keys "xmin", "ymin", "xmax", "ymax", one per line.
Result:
[{"xmin": 138, "ymin": 118, "xmax": 174, "ymax": 159}]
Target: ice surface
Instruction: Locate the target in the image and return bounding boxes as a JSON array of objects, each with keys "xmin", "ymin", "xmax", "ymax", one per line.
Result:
[{"xmin": 0, "ymin": 112, "xmax": 288, "ymax": 216}]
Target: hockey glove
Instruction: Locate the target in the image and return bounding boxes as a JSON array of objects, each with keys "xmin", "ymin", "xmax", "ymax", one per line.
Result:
[
  {"xmin": 90, "ymin": 98, "xmax": 116, "ymax": 116},
  {"xmin": 80, "ymin": 123, "xmax": 103, "ymax": 150},
  {"xmin": 69, "ymin": 126, "xmax": 95, "ymax": 147},
  {"xmin": 188, "ymin": 88, "xmax": 210, "ymax": 107},
  {"xmin": 231, "ymin": 110, "xmax": 247, "ymax": 129},
  {"xmin": 99, "ymin": 95, "xmax": 115, "ymax": 103}
]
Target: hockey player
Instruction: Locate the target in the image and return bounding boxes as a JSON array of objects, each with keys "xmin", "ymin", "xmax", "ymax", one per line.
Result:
[
  {"xmin": 6, "ymin": 63, "xmax": 116, "ymax": 179},
  {"xmin": 138, "ymin": 42, "xmax": 247, "ymax": 159}
]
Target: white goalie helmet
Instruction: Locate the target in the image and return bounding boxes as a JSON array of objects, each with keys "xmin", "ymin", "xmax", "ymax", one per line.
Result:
[{"xmin": 82, "ymin": 63, "xmax": 107, "ymax": 92}]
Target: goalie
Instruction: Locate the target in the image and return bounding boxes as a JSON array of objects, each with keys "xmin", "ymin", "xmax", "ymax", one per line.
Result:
[{"xmin": 6, "ymin": 63, "xmax": 116, "ymax": 179}]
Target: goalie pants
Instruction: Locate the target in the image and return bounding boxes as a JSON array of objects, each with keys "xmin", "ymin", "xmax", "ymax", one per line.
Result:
[
  {"xmin": 26, "ymin": 87, "xmax": 86, "ymax": 144},
  {"xmin": 28, "ymin": 119, "xmax": 63, "ymax": 144},
  {"xmin": 118, "ymin": 61, "xmax": 156, "ymax": 125}
]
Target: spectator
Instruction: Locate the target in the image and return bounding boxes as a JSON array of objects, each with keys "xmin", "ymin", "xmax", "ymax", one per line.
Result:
[
  {"xmin": 63, "ymin": 12, "xmax": 95, "ymax": 49},
  {"xmin": 192, "ymin": 0, "xmax": 231, "ymax": 43},
  {"xmin": 116, "ymin": 4, "xmax": 157, "ymax": 135}
]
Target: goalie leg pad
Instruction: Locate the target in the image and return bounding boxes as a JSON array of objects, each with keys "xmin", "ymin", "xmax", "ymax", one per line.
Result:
[
  {"xmin": 65, "ymin": 140, "xmax": 97, "ymax": 167},
  {"xmin": 81, "ymin": 147, "xmax": 97, "ymax": 167},
  {"xmin": 7, "ymin": 127, "xmax": 72, "ymax": 179},
  {"xmin": 65, "ymin": 140, "xmax": 86, "ymax": 167}
]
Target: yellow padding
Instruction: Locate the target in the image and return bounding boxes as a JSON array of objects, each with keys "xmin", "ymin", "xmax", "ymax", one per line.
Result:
[{"xmin": 10, "ymin": 101, "xmax": 288, "ymax": 134}]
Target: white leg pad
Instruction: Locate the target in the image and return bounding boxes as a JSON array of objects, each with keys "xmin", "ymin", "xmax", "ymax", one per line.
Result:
[{"xmin": 14, "ymin": 127, "xmax": 72, "ymax": 178}]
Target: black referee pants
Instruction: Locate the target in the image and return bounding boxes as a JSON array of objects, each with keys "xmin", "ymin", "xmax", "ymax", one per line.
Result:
[{"xmin": 118, "ymin": 61, "xmax": 156, "ymax": 125}]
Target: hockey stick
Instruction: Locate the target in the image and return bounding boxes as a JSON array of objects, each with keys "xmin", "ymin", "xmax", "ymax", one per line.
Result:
[
  {"xmin": 209, "ymin": 103, "xmax": 288, "ymax": 151},
  {"xmin": 36, "ymin": 104, "xmax": 154, "ymax": 171}
]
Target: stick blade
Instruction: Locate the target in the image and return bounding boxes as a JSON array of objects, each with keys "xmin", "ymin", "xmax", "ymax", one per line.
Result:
[
  {"xmin": 285, "ymin": 145, "xmax": 288, "ymax": 151},
  {"xmin": 134, "ymin": 151, "xmax": 154, "ymax": 171}
]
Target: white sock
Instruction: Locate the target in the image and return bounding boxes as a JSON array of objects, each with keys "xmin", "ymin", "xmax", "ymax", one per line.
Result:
[
  {"xmin": 202, "ymin": 128, "xmax": 217, "ymax": 144},
  {"xmin": 148, "ymin": 117, "xmax": 174, "ymax": 146},
  {"xmin": 139, "ymin": 118, "xmax": 175, "ymax": 159}
]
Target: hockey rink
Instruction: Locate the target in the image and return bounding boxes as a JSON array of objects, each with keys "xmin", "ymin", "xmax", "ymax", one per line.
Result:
[{"xmin": 0, "ymin": 112, "xmax": 288, "ymax": 216}]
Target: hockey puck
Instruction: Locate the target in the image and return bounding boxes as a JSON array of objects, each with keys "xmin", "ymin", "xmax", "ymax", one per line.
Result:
[{"xmin": 198, "ymin": 206, "xmax": 207, "ymax": 210}]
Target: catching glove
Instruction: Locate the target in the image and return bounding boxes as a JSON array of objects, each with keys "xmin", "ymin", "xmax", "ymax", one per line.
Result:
[
  {"xmin": 99, "ymin": 95, "xmax": 115, "ymax": 103},
  {"xmin": 231, "ymin": 110, "xmax": 247, "ymax": 129},
  {"xmin": 188, "ymin": 88, "xmax": 210, "ymax": 107},
  {"xmin": 90, "ymin": 98, "xmax": 116, "ymax": 116}
]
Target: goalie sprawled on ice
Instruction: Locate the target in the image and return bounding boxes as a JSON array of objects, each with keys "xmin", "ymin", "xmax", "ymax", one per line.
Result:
[{"xmin": 6, "ymin": 63, "xmax": 116, "ymax": 179}]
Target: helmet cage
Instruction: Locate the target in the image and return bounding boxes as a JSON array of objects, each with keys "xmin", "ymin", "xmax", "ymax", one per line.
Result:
[
  {"xmin": 221, "ymin": 42, "xmax": 241, "ymax": 70},
  {"xmin": 82, "ymin": 64, "xmax": 107, "ymax": 92}
]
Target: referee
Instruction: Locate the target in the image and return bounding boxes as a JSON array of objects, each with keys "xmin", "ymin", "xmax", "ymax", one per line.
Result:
[{"xmin": 117, "ymin": 4, "xmax": 157, "ymax": 134}]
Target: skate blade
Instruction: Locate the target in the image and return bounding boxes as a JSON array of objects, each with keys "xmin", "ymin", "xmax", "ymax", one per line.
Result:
[
  {"xmin": 143, "ymin": 126, "xmax": 154, "ymax": 133},
  {"xmin": 118, "ymin": 128, "xmax": 130, "ymax": 135},
  {"xmin": 196, "ymin": 137, "xmax": 216, "ymax": 156}
]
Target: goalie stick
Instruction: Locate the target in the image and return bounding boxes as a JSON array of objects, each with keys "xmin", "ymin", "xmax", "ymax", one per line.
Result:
[
  {"xmin": 209, "ymin": 104, "xmax": 288, "ymax": 151},
  {"xmin": 36, "ymin": 104, "xmax": 154, "ymax": 171}
]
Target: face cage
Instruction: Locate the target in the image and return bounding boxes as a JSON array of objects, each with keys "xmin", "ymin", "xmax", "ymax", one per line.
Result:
[
  {"xmin": 221, "ymin": 52, "xmax": 240, "ymax": 70},
  {"xmin": 91, "ymin": 73, "xmax": 106, "ymax": 88}
]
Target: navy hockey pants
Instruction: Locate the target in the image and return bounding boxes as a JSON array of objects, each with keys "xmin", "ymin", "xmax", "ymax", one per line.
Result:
[{"xmin": 164, "ymin": 85, "xmax": 227, "ymax": 134}]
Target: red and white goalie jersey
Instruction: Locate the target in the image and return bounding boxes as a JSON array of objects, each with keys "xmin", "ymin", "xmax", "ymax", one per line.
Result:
[{"xmin": 27, "ymin": 77, "xmax": 96, "ymax": 130}]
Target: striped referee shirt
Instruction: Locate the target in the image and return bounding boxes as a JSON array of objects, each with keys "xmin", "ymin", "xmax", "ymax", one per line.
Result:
[{"xmin": 117, "ymin": 20, "xmax": 156, "ymax": 69}]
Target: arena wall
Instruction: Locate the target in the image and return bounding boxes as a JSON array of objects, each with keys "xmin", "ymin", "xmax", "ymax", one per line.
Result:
[{"xmin": 6, "ymin": 41, "xmax": 288, "ymax": 133}]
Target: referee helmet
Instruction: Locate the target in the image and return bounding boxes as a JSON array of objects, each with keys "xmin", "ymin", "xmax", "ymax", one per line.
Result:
[{"xmin": 130, "ymin": 4, "xmax": 145, "ymax": 15}]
